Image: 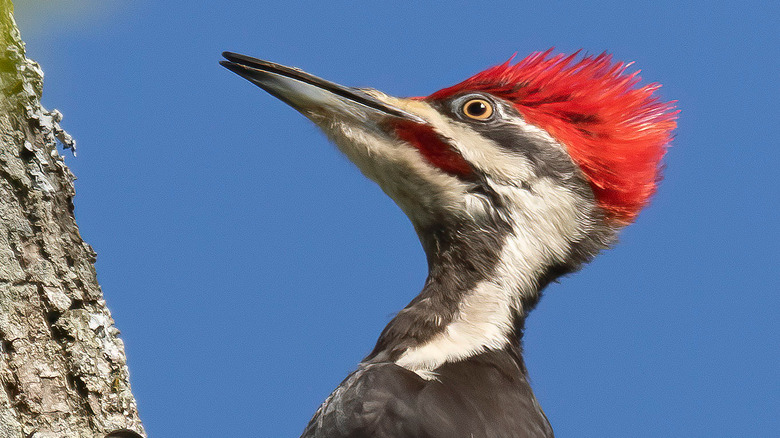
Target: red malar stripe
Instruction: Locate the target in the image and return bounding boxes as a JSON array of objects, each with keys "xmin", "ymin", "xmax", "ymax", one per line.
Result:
[{"xmin": 393, "ymin": 120, "xmax": 474, "ymax": 179}]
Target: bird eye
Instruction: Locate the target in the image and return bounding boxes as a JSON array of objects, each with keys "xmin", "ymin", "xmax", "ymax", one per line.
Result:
[{"xmin": 461, "ymin": 98, "xmax": 494, "ymax": 120}]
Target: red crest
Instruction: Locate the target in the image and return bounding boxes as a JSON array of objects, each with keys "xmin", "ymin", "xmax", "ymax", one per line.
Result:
[{"xmin": 428, "ymin": 50, "xmax": 678, "ymax": 224}]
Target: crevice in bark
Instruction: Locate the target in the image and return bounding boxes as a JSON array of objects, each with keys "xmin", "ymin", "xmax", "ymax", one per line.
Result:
[
  {"xmin": 66, "ymin": 373, "xmax": 90, "ymax": 404},
  {"xmin": 48, "ymin": 321, "xmax": 72, "ymax": 344},
  {"xmin": 3, "ymin": 376, "xmax": 25, "ymax": 415},
  {"xmin": 0, "ymin": 327, "xmax": 14, "ymax": 357},
  {"xmin": 1, "ymin": 339, "xmax": 13, "ymax": 356},
  {"xmin": 17, "ymin": 144, "xmax": 32, "ymax": 161}
]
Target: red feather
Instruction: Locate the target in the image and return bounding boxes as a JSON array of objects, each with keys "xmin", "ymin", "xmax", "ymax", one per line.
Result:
[
  {"xmin": 428, "ymin": 50, "xmax": 678, "ymax": 224},
  {"xmin": 394, "ymin": 120, "xmax": 474, "ymax": 179}
]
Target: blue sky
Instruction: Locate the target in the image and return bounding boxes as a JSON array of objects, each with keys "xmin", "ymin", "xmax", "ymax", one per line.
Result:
[{"xmin": 13, "ymin": 1, "xmax": 778, "ymax": 436}]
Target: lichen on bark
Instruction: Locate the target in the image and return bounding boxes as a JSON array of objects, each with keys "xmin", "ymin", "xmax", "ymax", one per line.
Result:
[{"xmin": 0, "ymin": 1, "xmax": 144, "ymax": 436}]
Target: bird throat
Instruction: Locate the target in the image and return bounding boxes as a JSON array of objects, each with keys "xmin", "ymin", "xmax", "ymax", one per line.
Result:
[{"xmin": 364, "ymin": 207, "xmax": 567, "ymax": 378}]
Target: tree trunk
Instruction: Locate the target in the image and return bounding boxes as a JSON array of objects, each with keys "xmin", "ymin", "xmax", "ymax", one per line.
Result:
[{"xmin": 0, "ymin": 2, "xmax": 145, "ymax": 437}]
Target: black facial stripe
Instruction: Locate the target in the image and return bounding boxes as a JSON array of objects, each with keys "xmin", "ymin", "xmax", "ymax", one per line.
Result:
[
  {"xmin": 469, "ymin": 114, "xmax": 618, "ymax": 271},
  {"xmin": 472, "ymin": 120, "xmax": 580, "ymax": 181}
]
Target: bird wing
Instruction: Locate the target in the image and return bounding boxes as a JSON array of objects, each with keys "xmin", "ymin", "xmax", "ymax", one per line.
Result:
[{"xmin": 301, "ymin": 349, "xmax": 553, "ymax": 438}]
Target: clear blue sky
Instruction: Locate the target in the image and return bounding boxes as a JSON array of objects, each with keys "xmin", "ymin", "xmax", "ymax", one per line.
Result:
[{"xmin": 13, "ymin": 1, "xmax": 778, "ymax": 436}]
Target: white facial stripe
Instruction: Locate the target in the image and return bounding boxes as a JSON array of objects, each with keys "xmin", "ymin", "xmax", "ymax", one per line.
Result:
[
  {"xmin": 396, "ymin": 178, "xmax": 591, "ymax": 378},
  {"xmin": 508, "ymin": 117, "xmax": 571, "ymax": 155}
]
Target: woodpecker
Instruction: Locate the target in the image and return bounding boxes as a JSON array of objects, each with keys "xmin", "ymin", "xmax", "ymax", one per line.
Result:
[{"xmin": 221, "ymin": 50, "xmax": 676, "ymax": 438}]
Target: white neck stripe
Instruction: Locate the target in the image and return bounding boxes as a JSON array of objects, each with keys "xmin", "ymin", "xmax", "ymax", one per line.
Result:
[{"xmin": 395, "ymin": 179, "xmax": 589, "ymax": 379}]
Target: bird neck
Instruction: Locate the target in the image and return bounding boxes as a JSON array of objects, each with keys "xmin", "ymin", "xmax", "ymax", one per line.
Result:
[{"xmin": 365, "ymin": 217, "xmax": 566, "ymax": 377}]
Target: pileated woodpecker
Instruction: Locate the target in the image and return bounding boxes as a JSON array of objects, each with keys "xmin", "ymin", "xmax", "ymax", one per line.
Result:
[{"xmin": 221, "ymin": 50, "xmax": 676, "ymax": 438}]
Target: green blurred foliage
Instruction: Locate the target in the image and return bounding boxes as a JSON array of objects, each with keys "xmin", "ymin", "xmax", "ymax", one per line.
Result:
[{"xmin": 13, "ymin": 0, "xmax": 121, "ymax": 37}]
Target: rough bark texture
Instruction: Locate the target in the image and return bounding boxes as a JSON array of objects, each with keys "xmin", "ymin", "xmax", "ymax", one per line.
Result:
[{"xmin": 0, "ymin": 2, "xmax": 145, "ymax": 437}]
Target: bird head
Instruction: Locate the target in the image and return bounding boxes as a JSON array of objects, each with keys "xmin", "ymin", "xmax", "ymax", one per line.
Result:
[{"xmin": 221, "ymin": 51, "xmax": 676, "ymax": 302}]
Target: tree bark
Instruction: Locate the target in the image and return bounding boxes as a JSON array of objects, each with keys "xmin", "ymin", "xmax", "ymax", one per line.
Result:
[{"xmin": 0, "ymin": 2, "xmax": 145, "ymax": 437}]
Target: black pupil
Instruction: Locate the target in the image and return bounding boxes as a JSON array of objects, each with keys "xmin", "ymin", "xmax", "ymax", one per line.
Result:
[{"xmin": 466, "ymin": 101, "xmax": 487, "ymax": 116}]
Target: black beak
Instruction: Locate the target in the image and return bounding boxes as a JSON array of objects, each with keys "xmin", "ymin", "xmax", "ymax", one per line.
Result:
[{"xmin": 220, "ymin": 52, "xmax": 425, "ymax": 124}]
